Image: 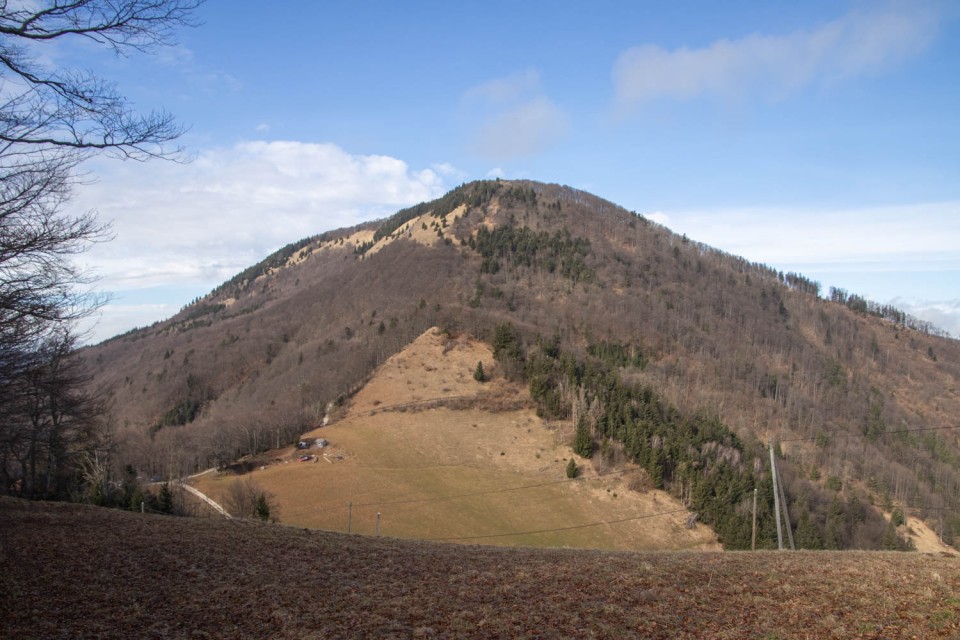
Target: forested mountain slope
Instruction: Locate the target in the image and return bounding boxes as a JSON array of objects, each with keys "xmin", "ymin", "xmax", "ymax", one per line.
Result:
[{"xmin": 80, "ymin": 179, "xmax": 960, "ymax": 549}]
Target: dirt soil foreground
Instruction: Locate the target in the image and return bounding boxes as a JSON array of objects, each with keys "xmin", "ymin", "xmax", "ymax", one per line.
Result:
[{"xmin": 3, "ymin": 498, "xmax": 960, "ymax": 639}]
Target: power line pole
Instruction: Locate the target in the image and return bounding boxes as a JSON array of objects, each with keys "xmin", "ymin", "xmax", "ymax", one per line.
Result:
[
  {"xmin": 347, "ymin": 501, "xmax": 352, "ymax": 534},
  {"xmin": 778, "ymin": 463, "xmax": 796, "ymax": 551},
  {"xmin": 376, "ymin": 511, "xmax": 381, "ymax": 538},
  {"xmin": 770, "ymin": 441, "xmax": 783, "ymax": 550},
  {"xmin": 751, "ymin": 487, "xmax": 757, "ymax": 551}
]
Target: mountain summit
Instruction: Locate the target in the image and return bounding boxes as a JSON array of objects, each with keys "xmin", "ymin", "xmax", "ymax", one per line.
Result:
[{"xmin": 82, "ymin": 179, "xmax": 960, "ymax": 550}]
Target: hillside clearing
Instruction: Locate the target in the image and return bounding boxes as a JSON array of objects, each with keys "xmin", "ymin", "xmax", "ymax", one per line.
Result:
[
  {"xmin": 192, "ymin": 328, "xmax": 716, "ymax": 551},
  {"xmin": 2, "ymin": 497, "xmax": 959, "ymax": 639}
]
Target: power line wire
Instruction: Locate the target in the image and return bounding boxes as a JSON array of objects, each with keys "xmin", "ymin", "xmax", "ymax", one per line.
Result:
[
  {"xmin": 778, "ymin": 423, "xmax": 960, "ymax": 445},
  {"xmin": 279, "ymin": 468, "xmax": 633, "ymax": 518},
  {"xmin": 349, "ymin": 468, "xmax": 631, "ymax": 508},
  {"xmin": 275, "ymin": 468, "xmax": 693, "ymax": 542},
  {"xmin": 425, "ymin": 508, "xmax": 690, "ymax": 542}
]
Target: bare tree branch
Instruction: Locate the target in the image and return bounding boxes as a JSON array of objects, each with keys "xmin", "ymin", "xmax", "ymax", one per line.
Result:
[
  {"xmin": 0, "ymin": 1, "xmax": 203, "ymax": 49},
  {"xmin": 0, "ymin": 1, "xmax": 203, "ymax": 158},
  {"xmin": 0, "ymin": 1, "xmax": 202, "ymax": 499}
]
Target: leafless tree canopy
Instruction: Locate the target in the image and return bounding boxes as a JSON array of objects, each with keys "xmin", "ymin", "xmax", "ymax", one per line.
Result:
[
  {"xmin": 0, "ymin": 152, "xmax": 107, "ymax": 384},
  {"xmin": 222, "ymin": 476, "xmax": 277, "ymax": 521},
  {"xmin": 0, "ymin": 329, "xmax": 106, "ymax": 499},
  {"xmin": 0, "ymin": 0, "xmax": 202, "ymax": 158},
  {"xmin": 0, "ymin": 1, "xmax": 202, "ymax": 499}
]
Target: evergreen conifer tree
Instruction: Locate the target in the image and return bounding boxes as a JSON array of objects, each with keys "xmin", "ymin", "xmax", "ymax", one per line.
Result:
[
  {"xmin": 573, "ymin": 417, "xmax": 593, "ymax": 458},
  {"xmin": 157, "ymin": 483, "xmax": 174, "ymax": 514},
  {"xmin": 255, "ymin": 494, "xmax": 271, "ymax": 522},
  {"xmin": 795, "ymin": 506, "xmax": 822, "ymax": 549}
]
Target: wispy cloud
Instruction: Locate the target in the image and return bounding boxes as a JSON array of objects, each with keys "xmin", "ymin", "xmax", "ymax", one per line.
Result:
[
  {"xmin": 463, "ymin": 69, "xmax": 569, "ymax": 159},
  {"xmin": 664, "ymin": 202, "xmax": 960, "ymax": 266},
  {"xmin": 431, "ymin": 162, "xmax": 468, "ymax": 181},
  {"xmin": 657, "ymin": 201, "xmax": 960, "ymax": 336},
  {"xmin": 612, "ymin": 3, "xmax": 940, "ymax": 114},
  {"xmin": 893, "ymin": 298, "xmax": 960, "ymax": 338},
  {"xmin": 463, "ymin": 69, "xmax": 542, "ymax": 105},
  {"xmin": 644, "ymin": 211, "xmax": 670, "ymax": 226},
  {"xmin": 83, "ymin": 302, "xmax": 178, "ymax": 343},
  {"xmin": 473, "ymin": 97, "xmax": 568, "ymax": 159},
  {"xmin": 73, "ymin": 142, "xmax": 453, "ymax": 339},
  {"xmin": 155, "ymin": 44, "xmax": 195, "ymax": 66}
]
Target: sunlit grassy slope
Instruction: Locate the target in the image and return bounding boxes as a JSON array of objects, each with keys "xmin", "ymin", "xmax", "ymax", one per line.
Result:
[{"xmin": 193, "ymin": 328, "xmax": 718, "ymax": 551}]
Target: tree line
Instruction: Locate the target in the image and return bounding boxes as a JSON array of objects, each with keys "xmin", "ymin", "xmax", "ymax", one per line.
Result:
[{"xmin": 491, "ymin": 322, "xmax": 912, "ymax": 550}]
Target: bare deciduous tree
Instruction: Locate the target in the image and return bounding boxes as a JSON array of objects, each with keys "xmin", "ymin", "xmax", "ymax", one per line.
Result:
[
  {"xmin": 0, "ymin": 1, "xmax": 202, "ymax": 498},
  {"xmin": 0, "ymin": 0, "xmax": 201, "ymax": 157},
  {"xmin": 0, "ymin": 329, "xmax": 107, "ymax": 498},
  {"xmin": 222, "ymin": 476, "xmax": 277, "ymax": 521}
]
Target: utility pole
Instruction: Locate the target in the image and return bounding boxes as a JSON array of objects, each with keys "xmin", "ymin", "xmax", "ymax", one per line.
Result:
[
  {"xmin": 770, "ymin": 442, "xmax": 783, "ymax": 550},
  {"xmin": 778, "ymin": 464, "xmax": 796, "ymax": 551},
  {"xmin": 376, "ymin": 512, "xmax": 381, "ymax": 538},
  {"xmin": 347, "ymin": 501, "xmax": 352, "ymax": 534},
  {"xmin": 751, "ymin": 487, "xmax": 758, "ymax": 551}
]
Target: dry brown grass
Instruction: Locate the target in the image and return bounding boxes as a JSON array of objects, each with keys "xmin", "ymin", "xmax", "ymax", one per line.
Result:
[
  {"xmin": 3, "ymin": 497, "xmax": 960, "ymax": 639},
  {"xmin": 192, "ymin": 328, "xmax": 716, "ymax": 552}
]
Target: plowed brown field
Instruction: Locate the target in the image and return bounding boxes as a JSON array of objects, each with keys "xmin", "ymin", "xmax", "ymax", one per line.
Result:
[{"xmin": 3, "ymin": 497, "xmax": 959, "ymax": 639}]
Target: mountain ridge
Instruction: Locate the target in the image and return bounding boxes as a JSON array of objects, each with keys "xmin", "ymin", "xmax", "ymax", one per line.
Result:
[{"xmin": 80, "ymin": 179, "xmax": 960, "ymax": 550}]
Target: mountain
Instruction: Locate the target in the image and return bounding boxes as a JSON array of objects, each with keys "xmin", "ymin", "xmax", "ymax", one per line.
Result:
[{"xmin": 80, "ymin": 179, "xmax": 960, "ymax": 550}]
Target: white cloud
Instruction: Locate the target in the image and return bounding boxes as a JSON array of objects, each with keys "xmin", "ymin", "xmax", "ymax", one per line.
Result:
[
  {"xmin": 472, "ymin": 97, "xmax": 569, "ymax": 159},
  {"xmin": 82, "ymin": 303, "xmax": 178, "ymax": 342},
  {"xmin": 645, "ymin": 210, "xmax": 670, "ymax": 226},
  {"xmin": 255, "ymin": 123, "xmax": 271, "ymax": 133},
  {"xmin": 155, "ymin": 44, "xmax": 195, "ymax": 66},
  {"xmin": 431, "ymin": 162, "xmax": 468, "ymax": 181},
  {"xmin": 657, "ymin": 201, "xmax": 960, "ymax": 337},
  {"xmin": 463, "ymin": 69, "xmax": 541, "ymax": 105},
  {"xmin": 663, "ymin": 202, "xmax": 960, "ymax": 267},
  {"xmin": 893, "ymin": 298, "xmax": 960, "ymax": 338},
  {"xmin": 612, "ymin": 3, "xmax": 940, "ymax": 113},
  {"xmin": 463, "ymin": 70, "xmax": 569, "ymax": 160},
  {"xmin": 486, "ymin": 167, "xmax": 505, "ymax": 179},
  {"xmin": 71, "ymin": 142, "xmax": 453, "ymax": 339}
]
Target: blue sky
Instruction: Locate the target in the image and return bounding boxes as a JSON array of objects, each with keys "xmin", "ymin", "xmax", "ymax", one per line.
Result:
[{"xmin": 63, "ymin": 0, "xmax": 960, "ymax": 342}]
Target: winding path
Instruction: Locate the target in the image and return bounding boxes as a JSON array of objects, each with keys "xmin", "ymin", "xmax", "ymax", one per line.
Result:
[
  {"xmin": 149, "ymin": 468, "xmax": 232, "ymax": 519},
  {"xmin": 181, "ymin": 483, "xmax": 232, "ymax": 519}
]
